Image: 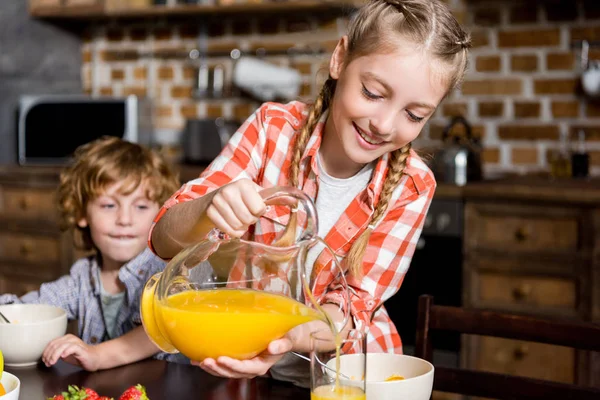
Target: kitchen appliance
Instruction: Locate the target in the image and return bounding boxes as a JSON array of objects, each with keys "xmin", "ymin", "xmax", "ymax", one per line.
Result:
[
  {"xmin": 17, "ymin": 94, "xmax": 152, "ymax": 165},
  {"xmin": 431, "ymin": 116, "xmax": 482, "ymax": 186},
  {"xmin": 232, "ymin": 56, "xmax": 302, "ymax": 101},
  {"xmin": 181, "ymin": 117, "xmax": 239, "ymax": 164},
  {"xmin": 385, "ymin": 198, "xmax": 463, "ymax": 367}
]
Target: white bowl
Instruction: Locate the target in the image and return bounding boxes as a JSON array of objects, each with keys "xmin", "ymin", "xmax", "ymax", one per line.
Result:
[
  {"xmin": 326, "ymin": 353, "xmax": 434, "ymax": 400},
  {"xmin": 0, "ymin": 304, "xmax": 67, "ymax": 367},
  {"xmin": 0, "ymin": 371, "xmax": 21, "ymax": 400}
]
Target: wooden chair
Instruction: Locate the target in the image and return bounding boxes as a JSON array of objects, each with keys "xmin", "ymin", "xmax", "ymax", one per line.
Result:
[{"xmin": 415, "ymin": 294, "xmax": 600, "ymax": 400}]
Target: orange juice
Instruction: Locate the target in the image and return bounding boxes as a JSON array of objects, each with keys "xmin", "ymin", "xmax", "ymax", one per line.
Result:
[
  {"xmin": 154, "ymin": 289, "xmax": 322, "ymax": 361},
  {"xmin": 140, "ymin": 279, "xmax": 177, "ymax": 353},
  {"xmin": 0, "ymin": 383, "xmax": 5, "ymax": 396},
  {"xmin": 385, "ymin": 374, "xmax": 405, "ymax": 381},
  {"xmin": 311, "ymin": 384, "xmax": 366, "ymax": 400}
]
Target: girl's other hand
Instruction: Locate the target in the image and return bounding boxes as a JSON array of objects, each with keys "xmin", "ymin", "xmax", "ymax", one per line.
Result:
[
  {"xmin": 206, "ymin": 179, "xmax": 266, "ymax": 238},
  {"xmin": 42, "ymin": 333, "xmax": 101, "ymax": 371},
  {"xmin": 192, "ymin": 337, "xmax": 293, "ymax": 379}
]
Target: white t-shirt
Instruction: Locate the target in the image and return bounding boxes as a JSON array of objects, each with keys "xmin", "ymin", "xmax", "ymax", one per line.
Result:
[{"xmin": 270, "ymin": 151, "xmax": 374, "ymax": 387}]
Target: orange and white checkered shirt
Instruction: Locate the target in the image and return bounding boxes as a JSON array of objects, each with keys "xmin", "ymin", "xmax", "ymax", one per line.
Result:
[{"xmin": 149, "ymin": 101, "xmax": 436, "ymax": 354}]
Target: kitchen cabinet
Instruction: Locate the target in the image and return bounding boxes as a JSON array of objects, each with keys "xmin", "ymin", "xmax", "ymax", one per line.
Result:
[
  {"xmin": 28, "ymin": 0, "xmax": 359, "ymax": 20},
  {"xmin": 0, "ymin": 167, "xmax": 76, "ymax": 297},
  {"xmin": 462, "ymin": 178, "xmax": 600, "ymax": 390}
]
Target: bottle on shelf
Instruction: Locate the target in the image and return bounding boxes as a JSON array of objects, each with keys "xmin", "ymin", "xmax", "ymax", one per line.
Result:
[
  {"xmin": 571, "ymin": 129, "xmax": 590, "ymax": 179},
  {"xmin": 550, "ymin": 130, "xmax": 571, "ymax": 179}
]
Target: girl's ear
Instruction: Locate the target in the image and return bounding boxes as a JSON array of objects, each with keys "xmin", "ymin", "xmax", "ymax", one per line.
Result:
[
  {"xmin": 330, "ymin": 36, "xmax": 349, "ymax": 80},
  {"xmin": 77, "ymin": 217, "xmax": 88, "ymax": 228}
]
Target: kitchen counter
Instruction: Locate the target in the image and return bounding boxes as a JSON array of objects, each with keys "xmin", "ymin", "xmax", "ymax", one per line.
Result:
[
  {"xmin": 462, "ymin": 177, "xmax": 600, "ymax": 205},
  {"xmin": 2, "ymin": 164, "xmax": 599, "ymax": 205},
  {"xmin": 0, "ymin": 163, "xmax": 209, "ymax": 187},
  {"xmin": 435, "ymin": 177, "xmax": 600, "ymax": 205}
]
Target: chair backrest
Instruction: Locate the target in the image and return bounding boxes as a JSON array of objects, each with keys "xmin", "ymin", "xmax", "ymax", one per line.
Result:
[{"xmin": 415, "ymin": 294, "xmax": 600, "ymax": 400}]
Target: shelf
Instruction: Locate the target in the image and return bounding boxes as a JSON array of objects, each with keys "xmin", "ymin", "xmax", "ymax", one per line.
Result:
[{"xmin": 30, "ymin": 1, "xmax": 359, "ymax": 20}]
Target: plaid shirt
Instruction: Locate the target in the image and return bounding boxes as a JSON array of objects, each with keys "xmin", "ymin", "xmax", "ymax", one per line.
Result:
[
  {"xmin": 150, "ymin": 101, "xmax": 435, "ymax": 353},
  {"xmin": 0, "ymin": 248, "xmax": 163, "ymax": 345}
]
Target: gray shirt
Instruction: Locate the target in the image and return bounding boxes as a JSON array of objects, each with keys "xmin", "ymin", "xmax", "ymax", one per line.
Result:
[{"xmin": 97, "ymin": 269, "xmax": 126, "ymax": 340}]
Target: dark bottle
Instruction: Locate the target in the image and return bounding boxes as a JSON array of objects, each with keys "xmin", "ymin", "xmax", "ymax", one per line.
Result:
[{"xmin": 571, "ymin": 130, "xmax": 590, "ymax": 178}]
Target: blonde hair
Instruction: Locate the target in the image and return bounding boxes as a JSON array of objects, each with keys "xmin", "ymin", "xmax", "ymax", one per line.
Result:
[
  {"xmin": 282, "ymin": 0, "xmax": 470, "ymax": 275},
  {"xmin": 57, "ymin": 136, "xmax": 180, "ymax": 251}
]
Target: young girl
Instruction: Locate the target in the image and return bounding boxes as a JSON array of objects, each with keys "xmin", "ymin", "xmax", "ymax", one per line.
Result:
[
  {"xmin": 149, "ymin": 0, "xmax": 470, "ymax": 385},
  {"xmin": 0, "ymin": 137, "xmax": 180, "ymax": 367}
]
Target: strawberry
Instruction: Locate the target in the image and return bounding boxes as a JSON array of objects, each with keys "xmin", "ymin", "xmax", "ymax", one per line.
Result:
[
  {"xmin": 118, "ymin": 384, "xmax": 149, "ymax": 400},
  {"xmin": 47, "ymin": 385, "xmax": 106, "ymax": 400},
  {"xmin": 84, "ymin": 387, "xmax": 100, "ymax": 400}
]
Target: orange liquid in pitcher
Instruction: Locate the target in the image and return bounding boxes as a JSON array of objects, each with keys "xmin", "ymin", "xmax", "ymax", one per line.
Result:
[
  {"xmin": 311, "ymin": 385, "xmax": 366, "ymax": 400},
  {"xmin": 155, "ymin": 289, "xmax": 322, "ymax": 361}
]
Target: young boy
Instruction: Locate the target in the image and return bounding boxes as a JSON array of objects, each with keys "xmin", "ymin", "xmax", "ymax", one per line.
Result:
[{"xmin": 0, "ymin": 136, "xmax": 179, "ymax": 365}]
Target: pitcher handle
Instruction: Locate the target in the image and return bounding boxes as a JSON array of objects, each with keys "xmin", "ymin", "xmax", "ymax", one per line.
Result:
[{"xmin": 258, "ymin": 186, "xmax": 319, "ymax": 242}]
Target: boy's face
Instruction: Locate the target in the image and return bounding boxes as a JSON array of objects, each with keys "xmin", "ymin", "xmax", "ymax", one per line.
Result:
[{"xmin": 78, "ymin": 181, "xmax": 160, "ymax": 269}]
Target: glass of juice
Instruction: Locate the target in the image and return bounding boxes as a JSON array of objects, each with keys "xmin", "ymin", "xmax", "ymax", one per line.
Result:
[{"xmin": 310, "ymin": 329, "xmax": 366, "ymax": 400}]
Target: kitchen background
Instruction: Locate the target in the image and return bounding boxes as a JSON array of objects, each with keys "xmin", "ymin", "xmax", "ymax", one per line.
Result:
[
  {"xmin": 82, "ymin": 0, "xmax": 600, "ymax": 177},
  {"xmin": 33, "ymin": 0, "xmax": 600, "ymax": 176},
  {"xmin": 1, "ymin": 0, "xmax": 600, "ymax": 176}
]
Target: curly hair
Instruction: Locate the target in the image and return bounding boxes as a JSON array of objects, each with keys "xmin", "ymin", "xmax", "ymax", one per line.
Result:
[{"xmin": 57, "ymin": 136, "xmax": 180, "ymax": 251}]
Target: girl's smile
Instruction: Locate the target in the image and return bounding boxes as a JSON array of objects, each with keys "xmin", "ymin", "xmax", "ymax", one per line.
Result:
[
  {"xmin": 353, "ymin": 122, "xmax": 387, "ymax": 148},
  {"xmin": 319, "ymin": 36, "xmax": 448, "ymax": 178}
]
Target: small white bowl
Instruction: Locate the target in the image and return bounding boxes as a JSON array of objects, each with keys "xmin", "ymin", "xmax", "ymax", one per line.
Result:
[
  {"xmin": 0, "ymin": 371, "xmax": 21, "ymax": 400},
  {"xmin": 326, "ymin": 353, "xmax": 434, "ymax": 400},
  {"xmin": 0, "ymin": 304, "xmax": 67, "ymax": 367}
]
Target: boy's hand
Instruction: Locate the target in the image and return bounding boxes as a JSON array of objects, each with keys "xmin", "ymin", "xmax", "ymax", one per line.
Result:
[
  {"xmin": 42, "ymin": 334, "xmax": 101, "ymax": 371},
  {"xmin": 192, "ymin": 337, "xmax": 293, "ymax": 379},
  {"xmin": 206, "ymin": 179, "xmax": 266, "ymax": 238}
]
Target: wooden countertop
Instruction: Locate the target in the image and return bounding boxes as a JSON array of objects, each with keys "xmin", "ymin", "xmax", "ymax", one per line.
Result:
[
  {"xmin": 2, "ymin": 165, "xmax": 599, "ymax": 205},
  {"xmin": 461, "ymin": 177, "xmax": 600, "ymax": 205},
  {"xmin": 0, "ymin": 164, "xmax": 209, "ymax": 187},
  {"xmin": 434, "ymin": 177, "xmax": 600, "ymax": 205}
]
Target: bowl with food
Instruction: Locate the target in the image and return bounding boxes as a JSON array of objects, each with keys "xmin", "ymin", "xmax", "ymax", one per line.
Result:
[
  {"xmin": 0, "ymin": 371, "xmax": 21, "ymax": 400},
  {"xmin": 326, "ymin": 353, "xmax": 434, "ymax": 400},
  {"xmin": 0, "ymin": 304, "xmax": 67, "ymax": 367}
]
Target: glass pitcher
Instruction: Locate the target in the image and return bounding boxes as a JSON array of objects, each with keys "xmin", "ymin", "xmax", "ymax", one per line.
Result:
[{"xmin": 141, "ymin": 186, "xmax": 350, "ymax": 362}]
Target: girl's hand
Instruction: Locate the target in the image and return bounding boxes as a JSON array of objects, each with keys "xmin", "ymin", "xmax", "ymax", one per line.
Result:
[
  {"xmin": 42, "ymin": 333, "xmax": 101, "ymax": 371},
  {"xmin": 192, "ymin": 337, "xmax": 293, "ymax": 379},
  {"xmin": 206, "ymin": 179, "xmax": 266, "ymax": 238}
]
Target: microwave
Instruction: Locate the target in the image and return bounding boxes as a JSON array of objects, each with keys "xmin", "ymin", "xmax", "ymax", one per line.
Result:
[{"xmin": 18, "ymin": 95, "xmax": 153, "ymax": 165}]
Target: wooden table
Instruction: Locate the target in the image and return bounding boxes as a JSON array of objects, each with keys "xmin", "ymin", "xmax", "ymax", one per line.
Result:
[{"xmin": 7, "ymin": 359, "xmax": 309, "ymax": 399}]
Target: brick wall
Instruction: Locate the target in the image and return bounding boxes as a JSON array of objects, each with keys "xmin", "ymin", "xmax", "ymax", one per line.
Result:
[
  {"xmin": 81, "ymin": 10, "xmax": 342, "ymax": 159},
  {"xmin": 82, "ymin": 0, "xmax": 600, "ymax": 176}
]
